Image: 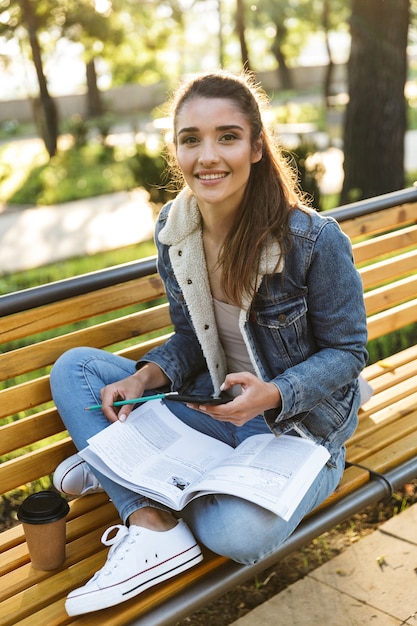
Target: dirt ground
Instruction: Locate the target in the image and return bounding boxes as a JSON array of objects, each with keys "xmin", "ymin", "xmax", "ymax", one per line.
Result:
[{"xmin": 176, "ymin": 480, "xmax": 417, "ymax": 625}]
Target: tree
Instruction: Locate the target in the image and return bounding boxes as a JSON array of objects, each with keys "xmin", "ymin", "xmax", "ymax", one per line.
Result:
[
  {"xmin": 0, "ymin": 0, "xmax": 58, "ymax": 157},
  {"xmin": 235, "ymin": 0, "xmax": 251, "ymax": 69},
  {"xmin": 250, "ymin": 1, "xmax": 301, "ymax": 90},
  {"xmin": 250, "ymin": 0, "xmax": 336, "ymax": 92},
  {"xmin": 102, "ymin": 0, "xmax": 187, "ymax": 84},
  {"xmin": 341, "ymin": 0, "xmax": 410, "ymax": 203},
  {"xmin": 217, "ymin": 0, "xmax": 225, "ymax": 67},
  {"xmin": 21, "ymin": 0, "xmax": 58, "ymax": 157},
  {"xmin": 54, "ymin": 0, "xmax": 125, "ymax": 118},
  {"xmin": 321, "ymin": 0, "xmax": 350, "ymax": 106}
]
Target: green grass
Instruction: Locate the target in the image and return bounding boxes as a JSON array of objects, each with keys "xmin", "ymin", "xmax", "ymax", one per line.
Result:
[
  {"xmin": 2, "ymin": 143, "xmax": 137, "ymax": 206},
  {"xmin": 0, "ymin": 239, "xmax": 157, "ymax": 296}
]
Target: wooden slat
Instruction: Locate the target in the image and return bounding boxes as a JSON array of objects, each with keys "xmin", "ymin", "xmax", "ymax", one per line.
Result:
[
  {"xmin": 0, "ymin": 408, "xmax": 64, "ymax": 456},
  {"xmin": 362, "ymin": 429, "xmax": 417, "ymax": 474},
  {"xmin": 367, "ymin": 298, "xmax": 417, "ymax": 341},
  {"xmin": 359, "ymin": 248, "xmax": 417, "ymax": 290},
  {"xmin": 0, "ymin": 525, "xmax": 24, "ymax": 555},
  {"xmin": 352, "ymin": 224, "xmax": 417, "ymax": 265},
  {"xmin": 0, "ymin": 376, "xmax": 52, "ymax": 420},
  {"xmin": 347, "ymin": 409, "xmax": 417, "ymax": 464},
  {"xmin": 0, "ymin": 551, "xmax": 107, "ymax": 626},
  {"xmin": 352, "ymin": 392, "xmax": 417, "ymax": 448},
  {"xmin": 0, "ymin": 335, "xmax": 173, "ymax": 421},
  {"xmin": 0, "ymin": 439, "xmax": 76, "ymax": 494},
  {"xmin": 362, "ymin": 344, "xmax": 417, "ymax": 382},
  {"xmin": 117, "ymin": 332, "xmax": 173, "ymax": 361},
  {"xmin": 1, "ymin": 274, "xmax": 165, "ymax": 344},
  {"xmin": 364, "ymin": 274, "xmax": 417, "ymax": 316},
  {"xmin": 361, "ymin": 352, "xmax": 417, "ymax": 397},
  {"xmin": 4, "ymin": 599, "xmax": 69, "ymax": 626},
  {"xmin": 340, "ymin": 202, "xmax": 417, "ymax": 240},
  {"xmin": 0, "ymin": 304, "xmax": 171, "ymax": 380},
  {"xmin": 358, "ymin": 384, "xmax": 417, "ymax": 426}
]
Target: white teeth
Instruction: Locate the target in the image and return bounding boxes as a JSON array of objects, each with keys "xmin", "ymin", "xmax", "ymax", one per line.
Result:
[{"xmin": 198, "ymin": 173, "xmax": 227, "ymax": 180}]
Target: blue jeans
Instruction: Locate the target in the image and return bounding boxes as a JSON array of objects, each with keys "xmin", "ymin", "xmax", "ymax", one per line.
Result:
[{"xmin": 50, "ymin": 347, "xmax": 345, "ymax": 565}]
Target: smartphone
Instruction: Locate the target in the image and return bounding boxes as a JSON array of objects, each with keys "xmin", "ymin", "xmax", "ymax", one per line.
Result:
[{"xmin": 164, "ymin": 393, "xmax": 232, "ymax": 405}]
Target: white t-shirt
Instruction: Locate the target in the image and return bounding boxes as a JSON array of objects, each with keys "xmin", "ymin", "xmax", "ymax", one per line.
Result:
[{"xmin": 213, "ymin": 298, "xmax": 256, "ymax": 397}]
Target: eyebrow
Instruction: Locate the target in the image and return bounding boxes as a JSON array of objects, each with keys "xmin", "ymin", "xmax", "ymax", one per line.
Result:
[{"xmin": 177, "ymin": 124, "xmax": 244, "ymax": 135}]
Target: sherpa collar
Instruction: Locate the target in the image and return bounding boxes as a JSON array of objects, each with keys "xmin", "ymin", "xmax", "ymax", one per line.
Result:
[{"xmin": 158, "ymin": 186, "xmax": 283, "ymax": 277}]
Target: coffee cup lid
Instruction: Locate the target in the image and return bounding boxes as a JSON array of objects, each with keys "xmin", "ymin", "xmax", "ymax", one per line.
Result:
[{"xmin": 17, "ymin": 491, "xmax": 70, "ymax": 524}]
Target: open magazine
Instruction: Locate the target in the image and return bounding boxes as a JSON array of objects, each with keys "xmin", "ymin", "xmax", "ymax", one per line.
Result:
[{"xmin": 80, "ymin": 399, "xmax": 330, "ymax": 522}]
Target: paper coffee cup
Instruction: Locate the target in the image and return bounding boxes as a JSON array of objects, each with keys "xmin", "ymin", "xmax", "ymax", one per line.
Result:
[{"xmin": 17, "ymin": 490, "xmax": 70, "ymax": 570}]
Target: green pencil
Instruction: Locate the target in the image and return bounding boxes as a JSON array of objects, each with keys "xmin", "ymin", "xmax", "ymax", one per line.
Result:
[{"xmin": 85, "ymin": 393, "xmax": 173, "ymax": 411}]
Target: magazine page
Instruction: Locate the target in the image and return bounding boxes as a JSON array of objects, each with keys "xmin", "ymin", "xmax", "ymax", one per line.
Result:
[
  {"xmin": 187, "ymin": 433, "xmax": 330, "ymax": 521},
  {"xmin": 79, "ymin": 399, "xmax": 233, "ymax": 509}
]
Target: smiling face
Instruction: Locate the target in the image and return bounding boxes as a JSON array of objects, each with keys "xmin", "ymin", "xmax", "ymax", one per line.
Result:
[{"xmin": 175, "ymin": 97, "xmax": 262, "ymax": 217}]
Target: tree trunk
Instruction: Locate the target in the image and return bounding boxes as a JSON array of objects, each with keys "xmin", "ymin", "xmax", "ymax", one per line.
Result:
[
  {"xmin": 271, "ymin": 33, "xmax": 293, "ymax": 90},
  {"xmin": 341, "ymin": 0, "xmax": 409, "ymax": 203},
  {"xmin": 322, "ymin": 0, "xmax": 334, "ymax": 107},
  {"xmin": 217, "ymin": 0, "xmax": 225, "ymax": 67},
  {"xmin": 236, "ymin": 0, "xmax": 251, "ymax": 70},
  {"xmin": 21, "ymin": 0, "xmax": 58, "ymax": 158},
  {"xmin": 86, "ymin": 59, "xmax": 103, "ymax": 118}
]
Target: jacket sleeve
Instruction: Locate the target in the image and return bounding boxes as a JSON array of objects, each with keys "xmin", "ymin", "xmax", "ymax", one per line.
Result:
[{"xmin": 266, "ymin": 219, "xmax": 368, "ymax": 428}]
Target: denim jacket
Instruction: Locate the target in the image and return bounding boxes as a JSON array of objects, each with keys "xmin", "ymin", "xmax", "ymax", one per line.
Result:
[{"xmin": 138, "ymin": 187, "xmax": 368, "ymax": 460}]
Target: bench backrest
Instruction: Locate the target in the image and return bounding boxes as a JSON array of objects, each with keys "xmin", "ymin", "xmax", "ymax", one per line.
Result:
[{"xmin": 1, "ymin": 187, "xmax": 417, "ymax": 500}]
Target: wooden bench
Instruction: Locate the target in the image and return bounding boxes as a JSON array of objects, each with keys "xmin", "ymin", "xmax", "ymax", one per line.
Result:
[{"xmin": 1, "ymin": 185, "xmax": 417, "ymax": 626}]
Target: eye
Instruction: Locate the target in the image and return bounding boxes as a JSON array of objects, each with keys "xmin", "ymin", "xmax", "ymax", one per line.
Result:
[
  {"xmin": 180, "ymin": 135, "xmax": 199, "ymax": 145},
  {"xmin": 220, "ymin": 133, "xmax": 237, "ymax": 142}
]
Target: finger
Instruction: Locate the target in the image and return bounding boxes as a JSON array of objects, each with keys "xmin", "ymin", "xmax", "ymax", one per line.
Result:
[
  {"xmin": 100, "ymin": 392, "xmax": 126, "ymax": 422},
  {"xmin": 101, "ymin": 404, "xmax": 120, "ymax": 423},
  {"xmin": 186, "ymin": 403, "xmax": 211, "ymax": 414},
  {"xmin": 222, "ymin": 371, "xmax": 255, "ymax": 390},
  {"xmin": 117, "ymin": 403, "xmax": 136, "ymax": 422}
]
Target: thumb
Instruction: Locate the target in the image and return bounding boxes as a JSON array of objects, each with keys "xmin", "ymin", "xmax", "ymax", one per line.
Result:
[{"xmin": 220, "ymin": 372, "xmax": 246, "ymax": 390}]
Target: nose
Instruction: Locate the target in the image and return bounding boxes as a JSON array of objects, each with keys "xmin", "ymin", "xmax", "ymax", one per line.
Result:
[{"xmin": 198, "ymin": 139, "xmax": 220, "ymax": 165}]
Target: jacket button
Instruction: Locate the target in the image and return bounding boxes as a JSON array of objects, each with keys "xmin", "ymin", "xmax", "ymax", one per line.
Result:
[
  {"xmin": 178, "ymin": 250, "xmax": 182, "ymax": 256},
  {"xmin": 187, "ymin": 279, "xmax": 192, "ymax": 284},
  {"xmin": 278, "ymin": 314, "xmax": 286, "ymax": 323},
  {"xmin": 204, "ymin": 324, "xmax": 209, "ymax": 330}
]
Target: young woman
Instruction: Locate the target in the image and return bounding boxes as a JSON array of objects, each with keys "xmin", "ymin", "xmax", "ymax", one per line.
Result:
[{"xmin": 51, "ymin": 70, "xmax": 368, "ymax": 616}]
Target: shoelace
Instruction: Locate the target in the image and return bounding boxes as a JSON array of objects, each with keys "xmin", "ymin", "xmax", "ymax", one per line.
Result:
[{"xmin": 99, "ymin": 525, "xmax": 141, "ymax": 576}]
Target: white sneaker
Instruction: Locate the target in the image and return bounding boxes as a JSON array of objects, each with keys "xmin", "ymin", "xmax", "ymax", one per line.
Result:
[
  {"xmin": 65, "ymin": 520, "xmax": 203, "ymax": 615},
  {"xmin": 53, "ymin": 453, "xmax": 104, "ymax": 496}
]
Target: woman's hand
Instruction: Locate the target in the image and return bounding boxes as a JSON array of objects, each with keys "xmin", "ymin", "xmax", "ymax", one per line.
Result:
[
  {"xmin": 100, "ymin": 362, "xmax": 170, "ymax": 423},
  {"xmin": 100, "ymin": 375, "xmax": 146, "ymax": 423},
  {"xmin": 188, "ymin": 372, "xmax": 281, "ymax": 426}
]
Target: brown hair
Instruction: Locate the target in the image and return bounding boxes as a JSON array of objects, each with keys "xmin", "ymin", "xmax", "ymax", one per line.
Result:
[{"xmin": 168, "ymin": 70, "xmax": 306, "ymax": 305}]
